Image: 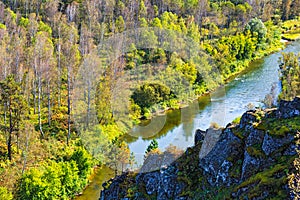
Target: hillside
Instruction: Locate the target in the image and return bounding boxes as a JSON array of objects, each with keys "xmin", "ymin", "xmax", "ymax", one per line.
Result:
[
  {"xmin": 101, "ymin": 97, "xmax": 300, "ymax": 199},
  {"xmin": 0, "ymin": 0, "xmax": 299, "ymax": 199}
]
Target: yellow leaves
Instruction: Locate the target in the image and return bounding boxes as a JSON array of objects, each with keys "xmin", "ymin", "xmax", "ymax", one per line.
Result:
[
  {"xmin": 38, "ymin": 21, "xmax": 52, "ymax": 37},
  {"xmin": 0, "ymin": 23, "xmax": 6, "ymax": 30},
  {"xmin": 118, "ymin": 141, "xmax": 130, "ymax": 164}
]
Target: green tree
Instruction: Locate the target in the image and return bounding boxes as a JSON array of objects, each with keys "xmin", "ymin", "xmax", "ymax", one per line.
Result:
[
  {"xmin": 244, "ymin": 18, "xmax": 267, "ymax": 45},
  {"xmin": 131, "ymin": 82, "xmax": 173, "ymax": 111},
  {"xmin": 107, "ymin": 138, "xmax": 131, "ymax": 175},
  {"xmin": 145, "ymin": 139, "xmax": 158, "ymax": 154},
  {"xmin": 279, "ymin": 52, "xmax": 300, "ymax": 100},
  {"xmin": 0, "ymin": 75, "xmax": 27, "ymax": 160}
]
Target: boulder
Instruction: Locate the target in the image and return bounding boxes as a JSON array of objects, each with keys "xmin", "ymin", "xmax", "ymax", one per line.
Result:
[
  {"xmin": 241, "ymin": 151, "xmax": 263, "ymax": 180},
  {"xmin": 100, "ymin": 98, "xmax": 300, "ymax": 200},
  {"xmin": 245, "ymin": 129, "xmax": 265, "ymax": 147},
  {"xmin": 262, "ymin": 133, "xmax": 294, "ymax": 156},
  {"xmin": 277, "ymin": 97, "xmax": 300, "ymax": 118},
  {"xmin": 199, "ymin": 128, "xmax": 243, "ymax": 186},
  {"xmin": 194, "ymin": 129, "xmax": 205, "ymax": 145},
  {"xmin": 198, "ymin": 128, "xmax": 222, "ymax": 159},
  {"xmin": 239, "ymin": 110, "xmax": 258, "ymax": 129},
  {"xmin": 136, "ymin": 165, "xmax": 186, "ymax": 200}
]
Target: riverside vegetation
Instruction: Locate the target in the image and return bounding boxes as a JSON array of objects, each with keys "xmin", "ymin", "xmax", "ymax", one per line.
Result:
[
  {"xmin": 0, "ymin": 0, "xmax": 299, "ymax": 199},
  {"xmin": 100, "ymin": 52, "xmax": 300, "ymax": 199}
]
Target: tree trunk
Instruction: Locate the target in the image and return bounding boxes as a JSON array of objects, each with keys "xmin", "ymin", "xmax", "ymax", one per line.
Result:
[
  {"xmin": 38, "ymin": 76, "xmax": 44, "ymax": 138},
  {"xmin": 8, "ymin": 99, "xmax": 12, "ymax": 161},
  {"xmin": 47, "ymin": 81, "xmax": 51, "ymax": 126},
  {"xmin": 21, "ymin": 127, "xmax": 29, "ymax": 175},
  {"xmin": 3, "ymin": 102, "xmax": 7, "ymax": 145},
  {"xmin": 67, "ymin": 65, "xmax": 71, "ymax": 145},
  {"xmin": 57, "ymin": 26, "xmax": 62, "ymax": 107},
  {"xmin": 86, "ymin": 78, "xmax": 91, "ymax": 129}
]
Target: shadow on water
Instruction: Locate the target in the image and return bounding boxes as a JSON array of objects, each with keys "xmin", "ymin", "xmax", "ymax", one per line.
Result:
[{"xmin": 75, "ymin": 166, "xmax": 114, "ymax": 200}]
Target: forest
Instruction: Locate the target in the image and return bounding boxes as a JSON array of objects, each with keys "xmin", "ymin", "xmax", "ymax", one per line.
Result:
[{"xmin": 0, "ymin": 0, "xmax": 299, "ymax": 199}]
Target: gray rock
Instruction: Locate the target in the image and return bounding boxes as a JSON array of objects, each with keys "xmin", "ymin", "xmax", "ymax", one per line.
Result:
[
  {"xmin": 144, "ymin": 172, "xmax": 159, "ymax": 195},
  {"xmin": 100, "ymin": 173, "xmax": 128, "ymax": 200},
  {"xmin": 216, "ymin": 160, "xmax": 233, "ymax": 186},
  {"xmin": 199, "ymin": 128, "xmax": 222, "ymax": 159},
  {"xmin": 239, "ymin": 110, "xmax": 258, "ymax": 129},
  {"xmin": 277, "ymin": 97, "xmax": 300, "ymax": 118},
  {"xmin": 241, "ymin": 151, "xmax": 262, "ymax": 180},
  {"xmin": 199, "ymin": 128, "xmax": 243, "ymax": 186},
  {"xmin": 100, "ymin": 98, "xmax": 300, "ymax": 200},
  {"xmin": 283, "ymin": 144, "xmax": 298, "ymax": 156},
  {"xmin": 194, "ymin": 129, "xmax": 205, "ymax": 145},
  {"xmin": 245, "ymin": 129, "xmax": 265, "ymax": 147},
  {"xmin": 135, "ymin": 165, "xmax": 185, "ymax": 200},
  {"xmin": 262, "ymin": 133, "xmax": 294, "ymax": 156}
]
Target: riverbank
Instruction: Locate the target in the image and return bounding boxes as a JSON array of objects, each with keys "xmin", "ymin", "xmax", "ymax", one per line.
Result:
[
  {"xmin": 282, "ymin": 33, "xmax": 300, "ymax": 41},
  {"xmin": 127, "ymin": 39, "xmax": 300, "ymax": 168},
  {"xmin": 144, "ymin": 39, "xmax": 286, "ymax": 121},
  {"xmin": 77, "ymin": 25, "xmax": 294, "ymax": 200},
  {"xmin": 74, "ymin": 166, "xmax": 114, "ymax": 200},
  {"xmin": 101, "ymin": 97, "xmax": 300, "ymax": 199},
  {"xmin": 281, "ymin": 19, "xmax": 300, "ymax": 41}
]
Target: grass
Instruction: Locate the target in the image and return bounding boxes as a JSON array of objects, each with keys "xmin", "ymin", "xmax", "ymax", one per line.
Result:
[
  {"xmin": 246, "ymin": 144, "xmax": 265, "ymax": 159},
  {"xmin": 232, "ymin": 116, "xmax": 241, "ymax": 124},
  {"xmin": 234, "ymin": 154, "xmax": 296, "ymax": 199},
  {"xmin": 236, "ymin": 164, "xmax": 287, "ymax": 198},
  {"xmin": 258, "ymin": 116, "xmax": 300, "ymax": 138}
]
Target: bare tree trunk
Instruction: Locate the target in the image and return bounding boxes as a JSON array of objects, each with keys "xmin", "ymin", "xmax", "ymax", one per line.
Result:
[
  {"xmin": 86, "ymin": 78, "xmax": 91, "ymax": 128},
  {"xmin": 25, "ymin": 0, "xmax": 28, "ymax": 17},
  {"xmin": 67, "ymin": 65, "xmax": 71, "ymax": 145},
  {"xmin": 33, "ymin": 65, "xmax": 37, "ymax": 114},
  {"xmin": 38, "ymin": 76, "xmax": 44, "ymax": 138},
  {"xmin": 3, "ymin": 102, "xmax": 7, "ymax": 143},
  {"xmin": 8, "ymin": 99, "xmax": 12, "ymax": 161},
  {"xmin": 47, "ymin": 80, "xmax": 51, "ymax": 126},
  {"xmin": 21, "ymin": 126, "xmax": 30, "ymax": 175},
  {"xmin": 57, "ymin": 26, "xmax": 62, "ymax": 107}
]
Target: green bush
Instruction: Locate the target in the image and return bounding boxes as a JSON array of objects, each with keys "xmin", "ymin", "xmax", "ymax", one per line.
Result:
[
  {"xmin": 16, "ymin": 161, "xmax": 84, "ymax": 200},
  {"xmin": 0, "ymin": 186, "xmax": 13, "ymax": 200},
  {"xmin": 131, "ymin": 82, "xmax": 174, "ymax": 110},
  {"xmin": 70, "ymin": 146, "xmax": 93, "ymax": 182}
]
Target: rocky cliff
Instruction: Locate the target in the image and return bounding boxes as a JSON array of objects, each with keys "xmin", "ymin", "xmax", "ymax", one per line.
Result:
[{"xmin": 100, "ymin": 97, "xmax": 300, "ymax": 199}]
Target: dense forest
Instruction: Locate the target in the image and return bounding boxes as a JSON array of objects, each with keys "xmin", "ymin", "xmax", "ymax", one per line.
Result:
[{"xmin": 0, "ymin": 0, "xmax": 299, "ymax": 199}]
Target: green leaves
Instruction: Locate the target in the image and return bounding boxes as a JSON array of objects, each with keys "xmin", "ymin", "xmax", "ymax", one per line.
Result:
[
  {"xmin": 279, "ymin": 52, "xmax": 300, "ymax": 100},
  {"xmin": 131, "ymin": 82, "xmax": 173, "ymax": 111},
  {"xmin": 245, "ymin": 18, "xmax": 267, "ymax": 45},
  {"xmin": 145, "ymin": 139, "xmax": 158, "ymax": 155},
  {"xmin": 0, "ymin": 186, "xmax": 13, "ymax": 200},
  {"xmin": 16, "ymin": 147, "xmax": 93, "ymax": 200}
]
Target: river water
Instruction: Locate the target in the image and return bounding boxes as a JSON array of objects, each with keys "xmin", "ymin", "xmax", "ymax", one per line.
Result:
[
  {"xmin": 76, "ymin": 40, "xmax": 300, "ymax": 199},
  {"xmin": 126, "ymin": 40, "xmax": 300, "ymax": 167}
]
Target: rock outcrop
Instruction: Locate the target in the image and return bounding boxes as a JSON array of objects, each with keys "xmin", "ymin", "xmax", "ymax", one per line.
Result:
[
  {"xmin": 199, "ymin": 128, "xmax": 243, "ymax": 186},
  {"xmin": 276, "ymin": 97, "xmax": 300, "ymax": 118},
  {"xmin": 100, "ymin": 98, "xmax": 300, "ymax": 199}
]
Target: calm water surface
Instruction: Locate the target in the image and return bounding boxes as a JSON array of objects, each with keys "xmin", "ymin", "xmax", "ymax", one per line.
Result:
[{"xmin": 126, "ymin": 40, "xmax": 300, "ymax": 166}]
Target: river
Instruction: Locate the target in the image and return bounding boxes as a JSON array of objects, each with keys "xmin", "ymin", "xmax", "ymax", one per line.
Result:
[{"xmin": 75, "ymin": 40, "xmax": 300, "ymax": 199}]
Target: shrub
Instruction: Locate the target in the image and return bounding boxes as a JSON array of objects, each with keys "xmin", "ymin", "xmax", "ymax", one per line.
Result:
[{"xmin": 0, "ymin": 186, "xmax": 13, "ymax": 200}]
